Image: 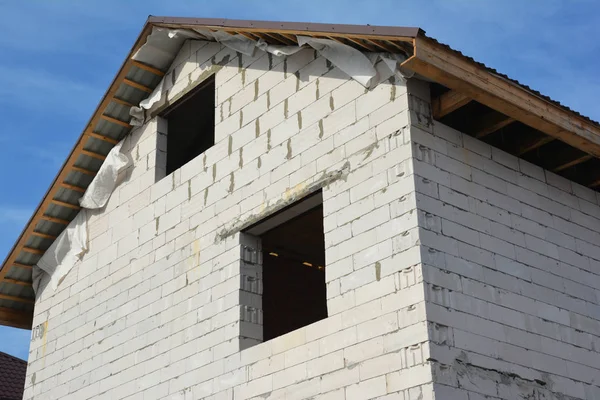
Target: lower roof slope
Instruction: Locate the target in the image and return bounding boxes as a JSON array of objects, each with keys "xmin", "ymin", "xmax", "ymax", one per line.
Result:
[{"xmin": 0, "ymin": 351, "xmax": 27, "ymax": 400}]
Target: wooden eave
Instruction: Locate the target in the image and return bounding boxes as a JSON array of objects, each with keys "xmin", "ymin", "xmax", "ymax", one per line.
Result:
[{"xmin": 401, "ymin": 35, "xmax": 600, "ymax": 158}]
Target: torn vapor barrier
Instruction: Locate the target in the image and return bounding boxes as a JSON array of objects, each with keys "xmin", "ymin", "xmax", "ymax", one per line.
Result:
[
  {"xmin": 79, "ymin": 142, "xmax": 129, "ymax": 209},
  {"xmin": 296, "ymin": 36, "xmax": 405, "ymax": 88},
  {"xmin": 33, "ymin": 140, "xmax": 129, "ymax": 294},
  {"xmin": 34, "ymin": 211, "xmax": 88, "ymax": 293},
  {"xmin": 129, "ymin": 28, "xmax": 407, "ymax": 126},
  {"xmin": 129, "ymin": 28, "xmax": 202, "ymax": 126}
]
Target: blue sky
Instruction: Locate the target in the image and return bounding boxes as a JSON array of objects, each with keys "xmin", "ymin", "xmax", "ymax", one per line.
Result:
[{"xmin": 0, "ymin": 0, "xmax": 598, "ymax": 361}]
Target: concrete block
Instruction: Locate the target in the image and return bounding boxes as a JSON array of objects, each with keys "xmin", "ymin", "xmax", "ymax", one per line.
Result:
[
  {"xmin": 306, "ymin": 350, "xmax": 344, "ymax": 379},
  {"xmin": 385, "ymin": 364, "xmax": 432, "ymax": 393},
  {"xmin": 320, "ymin": 367, "xmax": 360, "ymax": 394},
  {"xmin": 346, "ymin": 376, "xmax": 386, "ymax": 400}
]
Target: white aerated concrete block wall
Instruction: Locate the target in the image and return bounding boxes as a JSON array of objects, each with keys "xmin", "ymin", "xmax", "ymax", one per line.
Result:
[
  {"xmin": 408, "ymin": 82, "xmax": 600, "ymax": 399},
  {"xmin": 24, "ymin": 40, "xmax": 433, "ymax": 400}
]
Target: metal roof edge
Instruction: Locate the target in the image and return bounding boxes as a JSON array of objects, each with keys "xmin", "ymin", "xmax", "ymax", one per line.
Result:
[{"xmin": 146, "ymin": 16, "xmax": 422, "ymax": 38}]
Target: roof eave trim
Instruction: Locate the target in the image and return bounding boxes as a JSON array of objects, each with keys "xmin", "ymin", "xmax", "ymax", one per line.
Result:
[
  {"xmin": 402, "ymin": 34, "xmax": 600, "ymax": 158},
  {"xmin": 147, "ymin": 16, "xmax": 422, "ymax": 39}
]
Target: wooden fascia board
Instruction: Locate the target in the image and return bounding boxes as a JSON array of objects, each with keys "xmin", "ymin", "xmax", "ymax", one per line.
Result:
[
  {"xmin": 401, "ymin": 36, "xmax": 600, "ymax": 158},
  {"xmin": 0, "ymin": 307, "xmax": 32, "ymax": 330}
]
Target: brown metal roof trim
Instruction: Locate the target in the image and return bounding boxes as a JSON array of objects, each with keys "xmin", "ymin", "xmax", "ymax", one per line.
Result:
[{"xmin": 147, "ymin": 16, "xmax": 422, "ymax": 39}]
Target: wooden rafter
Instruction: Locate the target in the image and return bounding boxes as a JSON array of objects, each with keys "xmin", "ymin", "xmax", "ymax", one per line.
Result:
[
  {"xmin": 553, "ymin": 155, "xmax": 593, "ymax": 173},
  {"xmin": 111, "ymin": 97, "xmax": 135, "ymax": 108},
  {"xmin": 12, "ymin": 263, "xmax": 32, "ymax": 270},
  {"xmin": 364, "ymin": 38, "xmax": 394, "ymax": 53},
  {"xmin": 432, "ymin": 90, "xmax": 471, "ymax": 119},
  {"xmin": 232, "ymin": 31, "xmax": 258, "ymax": 41},
  {"xmin": 31, "ymin": 231, "xmax": 57, "ymax": 240},
  {"xmin": 131, "ymin": 60, "xmax": 165, "ymax": 76},
  {"xmin": 22, "ymin": 247, "xmax": 44, "ymax": 255},
  {"xmin": 259, "ymin": 32, "xmax": 279, "ymax": 42},
  {"xmin": 51, "ymin": 199, "xmax": 81, "ymax": 210},
  {"xmin": 71, "ymin": 166, "xmax": 96, "ymax": 176},
  {"xmin": 327, "ymin": 36, "xmax": 348, "ymax": 45},
  {"xmin": 472, "ymin": 113, "xmax": 515, "ymax": 139},
  {"xmin": 402, "ymin": 35, "xmax": 600, "ymax": 158},
  {"xmin": 60, "ymin": 182, "xmax": 86, "ymax": 193},
  {"xmin": 589, "ymin": 178, "xmax": 600, "ymax": 188},
  {"xmin": 81, "ymin": 149, "xmax": 107, "ymax": 161},
  {"xmin": 0, "ymin": 293, "xmax": 34, "ymax": 304},
  {"xmin": 265, "ymin": 32, "xmax": 295, "ymax": 46},
  {"xmin": 3, "ymin": 278, "xmax": 30, "ymax": 287},
  {"xmin": 517, "ymin": 136, "xmax": 555, "ymax": 156},
  {"xmin": 87, "ymin": 131, "xmax": 119, "ymax": 145},
  {"xmin": 385, "ymin": 40, "xmax": 409, "ymax": 53},
  {"xmin": 250, "ymin": 32, "xmax": 271, "ymax": 42},
  {"xmin": 278, "ymin": 32, "xmax": 298, "ymax": 44},
  {"xmin": 40, "ymin": 215, "xmax": 70, "ymax": 225},
  {"xmin": 100, "ymin": 114, "xmax": 131, "ymax": 128},
  {"xmin": 123, "ymin": 78, "xmax": 152, "ymax": 93},
  {"xmin": 344, "ymin": 36, "xmax": 377, "ymax": 52}
]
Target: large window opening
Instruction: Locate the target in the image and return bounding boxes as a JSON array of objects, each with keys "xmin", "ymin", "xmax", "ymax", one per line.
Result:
[
  {"xmin": 240, "ymin": 192, "xmax": 327, "ymax": 346},
  {"xmin": 160, "ymin": 76, "xmax": 215, "ymax": 175}
]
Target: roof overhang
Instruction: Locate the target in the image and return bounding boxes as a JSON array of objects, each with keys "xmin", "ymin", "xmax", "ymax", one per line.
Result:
[
  {"xmin": 402, "ymin": 35, "xmax": 600, "ymax": 157},
  {"xmin": 1, "ymin": 17, "xmax": 599, "ymax": 329}
]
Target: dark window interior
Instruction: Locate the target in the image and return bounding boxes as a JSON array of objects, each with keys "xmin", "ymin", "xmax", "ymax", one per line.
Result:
[
  {"xmin": 161, "ymin": 76, "xmax": 215, "ymax": 175},
  {"xmin": 259, "ymin": 203, "xmax": 327, "ymax": 341}
]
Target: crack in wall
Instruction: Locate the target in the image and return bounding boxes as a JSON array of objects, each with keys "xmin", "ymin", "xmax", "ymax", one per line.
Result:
[{"xmin": 216, "ymin": 162, "xmax": 350, "ymax": 241}]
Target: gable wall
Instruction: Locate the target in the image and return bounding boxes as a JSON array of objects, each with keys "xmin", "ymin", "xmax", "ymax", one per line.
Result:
[{"xmin": 23, "ymin": 40, "xmax": 433, "ymax": 400}]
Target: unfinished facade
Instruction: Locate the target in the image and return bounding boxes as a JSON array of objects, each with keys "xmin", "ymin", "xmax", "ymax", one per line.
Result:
[{"xmin": 2, "ymin": 17, "xmax": 600, "ymax": 400}]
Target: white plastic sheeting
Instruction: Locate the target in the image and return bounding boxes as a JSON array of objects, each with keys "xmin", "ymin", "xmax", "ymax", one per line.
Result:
[
  {"xmin": 79, "ymin": 142, "xmax": 129, "ymax": 209},
  {"xmin": 130, "ymin": 28, "xmax": 202, "ymax": 126},
  {"xmin": 129, "ymin": 27, "xmax": 408, "ymax": 126},
  {"xmin": 34, "ymin": 26, "xmax": 409, "ymax": 294},
  {"xmin": 297, "ymin": 36, "xmax": 404, "ymax": 88},
  {"xmin": 33, "ymin": 141, "xmax": 129, "ymax": 294},
  {"xmin": 35, "ymin": 211, "xmax": 89, "ymax": 292}
]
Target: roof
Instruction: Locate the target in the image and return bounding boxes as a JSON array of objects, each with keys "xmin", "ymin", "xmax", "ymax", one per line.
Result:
[
  {"xmin": 0, "ymin": 352, "xmax": 27, "ymax": 400},
  {"xmin": 424, "ymin": 35, "xmax": 599, "ymax": 127},
  {"xmin": 2, "ymin": 17, "xmax": 600, "ymax": 329}
]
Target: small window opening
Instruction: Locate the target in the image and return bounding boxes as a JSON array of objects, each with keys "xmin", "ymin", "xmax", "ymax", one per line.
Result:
[
  {"xmin": 241, "ymin": 192, "xmax": 327, "ymax": 345},
  {"xmin": 161, "ymin": 76, "xmax": 215, "ymax": 175}
]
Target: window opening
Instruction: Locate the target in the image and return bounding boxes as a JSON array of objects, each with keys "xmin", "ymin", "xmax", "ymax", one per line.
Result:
[
  {"xmin": 240, "ymin": 191, "xmax": 327, "ymax": 346},
  {"xmin": 160, "ymin": 76, "xmax": 215, "ymax": 175}
]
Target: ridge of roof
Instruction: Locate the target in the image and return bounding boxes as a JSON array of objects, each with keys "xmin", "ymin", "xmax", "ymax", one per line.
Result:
[{"xmin": 146, "ymin": 16, "xmax": 423, "ymax": 38}]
